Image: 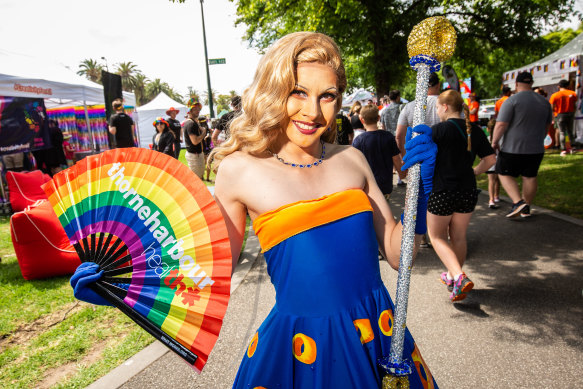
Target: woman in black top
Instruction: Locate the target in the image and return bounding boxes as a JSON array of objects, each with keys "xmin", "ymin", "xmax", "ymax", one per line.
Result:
[
  {"xmin": 349, "ymin": 101, "xmax": 364, "ymax": 131},
  {"xmin": 152, "ymin": 117, "xmax": 175, "ymax": 157},
  {"xmin": 428, "ymin": 90, "xmax": 496, "ymax": 302}
]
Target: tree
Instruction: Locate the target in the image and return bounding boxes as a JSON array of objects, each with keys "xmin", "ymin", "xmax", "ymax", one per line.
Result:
[
  {"xmin": 115, "ymin": 61, "xmax": 139, "ymax": 92},
  {"xmin": 77, "ymin": 59, "xmax": 103, "ymax": 83},
  {"xmin": 216, "ymin": 94, "xmax": 232, "ymax": 113},
  {"xmin": 133, "ymin": 73, "xmax": 150, "ymax": 106},
  {"xmin": 166, "ymin": 87, "xmax": 184, "ymax": 104},
  {"xmin": 227, "ymin": 0, "xmax": 577, "ymax": 96},
  {"xmin": 145, "ymin": 78, "xmax": 171, "ymax": 102},
  {"xmin": 203, "ymin": 89, "xmax": 218, "ymax": 106},
  {"xmin": 449, "ymin": 24, "xmax": 583, "ymax": 99}
]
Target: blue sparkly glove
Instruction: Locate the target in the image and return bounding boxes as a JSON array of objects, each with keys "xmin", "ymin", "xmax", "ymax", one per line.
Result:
[
  {"xmin": 401, "ymin": 124, "xmax": 437, "ymax": 235},
  {"xmin": 70, "ymin": 262, "xmax": 112, "ymax": 306}
]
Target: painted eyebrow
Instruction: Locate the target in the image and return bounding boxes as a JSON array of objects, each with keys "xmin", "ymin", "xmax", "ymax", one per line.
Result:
[{"xmin": 295, "ymin": 84, "xmax": 338, "ymax": 93}]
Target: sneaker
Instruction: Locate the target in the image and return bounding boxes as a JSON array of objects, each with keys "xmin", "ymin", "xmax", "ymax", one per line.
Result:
[
  {"xmin": 397, "ymin": 181, "xmax": 406, "ymax": 187},
  {"xmin": 450, "ymin": 273, "xmax": 474, "ymax": 302},
  {"xmin": 440, "ymin": 272, "xmax": 454, "ymax": 292},
  {"xmin": 494, "ymin": 197, "xmax": 500, "ymax": 203},
  {"xmin": 488, "ymin": 201, "xmax": 499, "ymax": 209},
  {"xmin": 520, "ymin": 204, "xmax": 531, "ymax": 218},
  {"xmin": 506, "ymin": 200, "xmax": 527, "ymax": 218},
  {"xmin": 560, "ymin": 151, "xmax": 568, "ymax": 156},
  {"xmin": 419, "ymin": 236, "xmax": 432, "ymax": 248}
]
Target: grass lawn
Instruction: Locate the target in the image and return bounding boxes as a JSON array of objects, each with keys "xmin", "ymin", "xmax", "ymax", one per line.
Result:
[
  {"xmin": 0, "ymin": 217, "xmax": 154, "ymax": 389},
  {"xmin": 0, "ymin": 152, "xmax": 229, "ymax": 388},
  {"xmin": 476, "ymin": 150, "xmax": 583, "ymax": 219}
]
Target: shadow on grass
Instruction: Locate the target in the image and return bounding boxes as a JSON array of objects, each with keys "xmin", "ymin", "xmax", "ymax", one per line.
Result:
[{"xmin": 0, "ymin": 259, "xmax": 69, "ymax": 291}]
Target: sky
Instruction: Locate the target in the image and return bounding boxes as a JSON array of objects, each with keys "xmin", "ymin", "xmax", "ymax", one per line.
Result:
[
  {"xmin": 1, "ymin": 0, "xmax": 582, "ymax": 102},
  {"xmin": 0, "ymin": 0, "xmax": 263, "ymax": 98}
]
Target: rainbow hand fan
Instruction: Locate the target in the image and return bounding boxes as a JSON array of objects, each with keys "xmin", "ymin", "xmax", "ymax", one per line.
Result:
[{"xmin": 42, "ymin": 148, "xmax": 231, "ymax": 372}]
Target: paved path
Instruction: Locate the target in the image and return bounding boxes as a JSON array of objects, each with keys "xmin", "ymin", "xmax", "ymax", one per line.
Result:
[{"xmin": 90, "ymin": 182, "xmax": 583, "ymax": 389}]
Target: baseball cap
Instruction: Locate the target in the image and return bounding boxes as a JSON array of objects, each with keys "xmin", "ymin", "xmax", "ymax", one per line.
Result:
[{"xmin": 516, "ymin": 72, "xmax": 533, "ymax": 84}]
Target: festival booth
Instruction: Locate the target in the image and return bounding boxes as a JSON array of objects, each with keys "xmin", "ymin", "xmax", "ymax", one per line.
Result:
[
  {"xmin": 135, "ymin": 92, "xmax": 186, "ymax": 149},
  {"xmin": 342, "ymin": 88, "xmax": 375, "ymax": 107},
  {"xmin": 502, "ymin": 32, "xmax": 583, "ymax": 143},
  {"xmin": 0, "ymin": 49, "xmax": 136, "ymax": 153}
]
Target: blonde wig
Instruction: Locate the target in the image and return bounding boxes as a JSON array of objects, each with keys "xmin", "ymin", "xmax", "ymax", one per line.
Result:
[
  {"xmin": 209, "ymin": 32, "xmax": 347, "ymax": 167},
  {"xmin": 438, "ymin": 90, "xmax": 472, "ymax": 151}
]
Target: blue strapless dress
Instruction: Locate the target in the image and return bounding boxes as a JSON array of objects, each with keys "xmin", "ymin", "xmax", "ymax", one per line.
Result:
[{"xmin": 233, "ymin": 189, "xmax": 437, "ymax": 388}]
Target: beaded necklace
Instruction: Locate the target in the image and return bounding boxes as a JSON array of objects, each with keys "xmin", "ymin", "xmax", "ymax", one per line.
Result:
[{"xmin": 271, "ymin": 141, "xmax": 326, "ymax": 168}]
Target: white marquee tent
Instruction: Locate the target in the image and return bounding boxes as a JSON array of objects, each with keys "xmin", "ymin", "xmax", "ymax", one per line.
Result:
[
  {"xmin": 0, "ymin": 49, "xmax": 136, "ymax": 150},
  {"xmin": 135, "ymin": 92, "xmax": 187, "ymax": 148},
  {"xmin": 0, "ymin": 49, "xmax": 135, "ymax": 107},
  {"xmin": 502, "ymin": 32, "xmax": 583, "ymax": 90}
]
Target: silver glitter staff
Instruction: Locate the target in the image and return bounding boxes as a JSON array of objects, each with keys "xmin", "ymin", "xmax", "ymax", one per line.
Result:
[{"xmin": 379, "ymin": 16, "xmax": 456, "ymax": 389}]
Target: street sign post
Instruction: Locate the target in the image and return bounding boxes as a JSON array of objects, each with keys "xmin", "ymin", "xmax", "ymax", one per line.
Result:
[{"xmin": 208, "ymin": 58, "xmax": 226, "ymax": 65}]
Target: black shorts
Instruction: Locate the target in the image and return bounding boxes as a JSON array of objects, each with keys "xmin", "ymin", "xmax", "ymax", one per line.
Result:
[
  {"xmin": 495, "ymin": 151, "xmax": 544, "ymax": 178},
  {"xmin": 428, "ymin": 189, "xmax": 479, "ymax": 216},
  {"xmin": 556, "ymin": 113, "xmax": 574, "ymax": 133}
]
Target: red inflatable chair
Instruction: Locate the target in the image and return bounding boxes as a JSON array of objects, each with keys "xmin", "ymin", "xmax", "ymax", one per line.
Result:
[
  {"xmin": 6, "ymin": 170, "xmax": 52, "ymax": 212},
  {"xmin": 10, "ymin": 200, "xmax": 81, "ymax": 280}
]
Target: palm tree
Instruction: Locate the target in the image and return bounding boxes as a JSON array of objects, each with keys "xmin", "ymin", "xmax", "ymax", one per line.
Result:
[
  {"xmin": 77, "ymin": 59, "xmax": 103, "ymax": 83},
  {"xmin": 115, "ymin": 62, "xmax": 139, "ymax": 92},
  {"xmin": 202, "ymin": 89, "xmax": 217, "ymax": 106},
  {"xmin": 133, "ymin": 73, "xmax": 150, "ymax": 106},
  {"xmin": 145, "ymin": 78, "xmax": 169, "ymax": 102},
  {"xmin": 166, "ymin": 87, "xmax": 184, "ymax": 104}
]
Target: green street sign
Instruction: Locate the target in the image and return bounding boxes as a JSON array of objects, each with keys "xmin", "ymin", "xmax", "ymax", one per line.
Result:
[{"xmin": 208, "ymin": 58, "xmax": 226, "ymax": 65}]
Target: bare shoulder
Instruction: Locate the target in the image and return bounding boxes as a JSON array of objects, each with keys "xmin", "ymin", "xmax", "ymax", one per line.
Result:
[
  {"xmin": 215, "ymin": 151, "xmax": 270, "ymax": 198},
  {"xmin": 214, "ymin": 152, "xmax": 251, "ymax": 197}
]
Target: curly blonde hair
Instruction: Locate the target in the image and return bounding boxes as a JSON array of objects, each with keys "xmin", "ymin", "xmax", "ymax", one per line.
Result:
[{"xmin": 209, "ymin": 32, "xmax": 347, "ymax": 168}]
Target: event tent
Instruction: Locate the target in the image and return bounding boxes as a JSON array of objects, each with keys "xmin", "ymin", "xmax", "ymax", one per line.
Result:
[
  {"xmin": 135, "ymin": 92, "xmax": 187, "ymax": 148},
  {"xmin": 342, "ymin": 88, "xmax": 375, "ymax": 106},
  {"xmin": 0, "ymin": 49, "xmax": 136, "ymax": 150},
  {"xmin": 502, "ymin": 32, "xmax": 583, "ymax": 91},
  {"xmin": 0, "ymin": 49, "xmax": 135, "ymax": 107}
]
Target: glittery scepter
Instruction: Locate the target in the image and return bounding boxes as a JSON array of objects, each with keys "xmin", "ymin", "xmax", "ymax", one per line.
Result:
[{"xmin": 378, "ymin": 16, "xmax": 456, "ymax": 389}]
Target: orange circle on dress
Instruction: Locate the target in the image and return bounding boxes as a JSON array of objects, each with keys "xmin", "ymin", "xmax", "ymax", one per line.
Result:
[
  {"xmin": 378, "ymin": 309, "xmax": 394, "ymax": 336},
  {"xmin": 412, "ymin": 342, "xmax": 434, "ymax": 388},
  {"xmin": 292, "ymin": 333, "xmax": 317, "ymax": 364},
  {"xmin": 247, "ymin": 332, "xmax": 259, "ymax": 358},
  {"xmin": 353, "ymin": 318, "xmax": 374, "ymax": 344}
]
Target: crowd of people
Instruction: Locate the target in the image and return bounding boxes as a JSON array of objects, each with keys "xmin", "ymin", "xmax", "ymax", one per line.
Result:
[
  {"xmin": 38, "ymin": 29, "xmax": 580, "ymax": 388},
  {"xmin": 139, "ymin": 95, "xmax": 242, "ymax": 182}
]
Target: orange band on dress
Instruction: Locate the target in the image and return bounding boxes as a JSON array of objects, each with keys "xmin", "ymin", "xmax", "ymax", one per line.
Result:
[{"xmin": 253, "ymin": 189, "xmax": 372, "ymax": 252}]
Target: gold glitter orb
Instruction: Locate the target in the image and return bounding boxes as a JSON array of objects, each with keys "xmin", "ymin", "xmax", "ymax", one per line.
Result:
[
  {"xmin": 382, "ymin": 375, "xmax": 410, "ymax": 389},
  {"xmin": 407, "ymin": 16, "xmax": 456, "ymax": 62}
]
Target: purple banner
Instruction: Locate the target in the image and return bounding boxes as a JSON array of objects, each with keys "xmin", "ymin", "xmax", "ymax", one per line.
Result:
[{"xmin": 0, "ymin": 97, "xmax": 51, "ymax": 155}]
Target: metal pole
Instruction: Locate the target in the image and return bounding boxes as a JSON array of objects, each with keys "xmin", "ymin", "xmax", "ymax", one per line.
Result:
[{"xmin": 199, "ymin": 0, "xmax": 214, "ymax": 118}]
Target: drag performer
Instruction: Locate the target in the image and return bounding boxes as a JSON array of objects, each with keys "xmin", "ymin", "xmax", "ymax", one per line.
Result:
[{"xmin": 211, "ymin": 31, "xmax": 438, "ymax": 388}]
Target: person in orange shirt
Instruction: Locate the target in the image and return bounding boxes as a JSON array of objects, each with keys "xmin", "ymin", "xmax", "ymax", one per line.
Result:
[
  {"xmin": 494, "ymin": 86, "xmax": 512, "ymax": 118},
  {"xmin": 469, "ymin": 93, "xmax": 480, "ymax": 124},
  {"xmin": 549, "ymin": 79, "xmax": 577, "ymax": 155}
]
